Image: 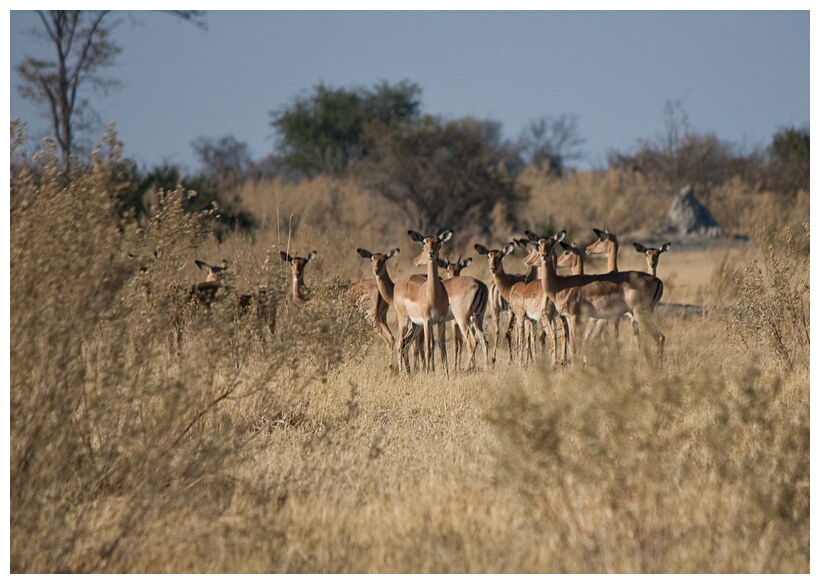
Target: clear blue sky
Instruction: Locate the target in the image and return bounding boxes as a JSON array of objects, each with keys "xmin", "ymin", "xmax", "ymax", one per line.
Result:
[{"xmin": 9, "ymin": 9, "xmax": 810, "ymax": 174}]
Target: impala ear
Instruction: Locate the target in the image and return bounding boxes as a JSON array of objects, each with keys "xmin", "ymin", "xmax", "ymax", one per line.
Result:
[
  {"xmin": 438, "ymin": 229, "xmax": 453, "ymax": 242},
  {"xmin": 660, "ymin": 243, "xmax": 671, "ymax": 253},
  {"xmin": 305, "ymin": 251, "xmax": 317, "ymax": 263},
  {"xmin": 524, "ymin": 230, "xmax": 539, "ymax": 241},
  {"xmin": 436, "ymin": 258, "xmax": 448, "ymax": 269},
  {"xmin": 474, "ymin": 243, "xmax": 489, "ymax": 255},
  {"xmin": 357, "ymin": 248, "xmax": 372, "ymax": 259},
  {"xmin": 502, "ymin": 242, "xmax": 515, "ymax": 256},
  {"xmin": 195, "ymin": 259, "xmax": 211, "ymax": 272},
  {"xmin": 408, "ymin": 230, "xmax": 424, "ymax": 242},
  {"xmin": 279, "ymin": 252, "xmax": 293, "ymax": 263},
  {"xmin": 460, "ymin": 258, "xmax": 472, "ymax": 268},
  {"xmin": 593, "ymin": 228, "xmax": 605, "ymax": 239},
  {"xmin": 633, "ymin": 242, "xmax": 647, "ymax": 253},
  {"xmin": 386, "ymin": 248, "xmax": 400, "ymax": 259},
  {"xmin": 554, "ymin": 230, "xmax": 566, "ymax": 243}
]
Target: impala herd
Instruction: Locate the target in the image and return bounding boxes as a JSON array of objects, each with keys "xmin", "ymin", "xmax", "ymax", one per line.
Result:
[{"xmin": 185, "ymin": 228, "xmax": 672, "ymax": 375}]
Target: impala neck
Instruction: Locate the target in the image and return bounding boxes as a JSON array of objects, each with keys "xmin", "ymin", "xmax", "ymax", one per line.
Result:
[
  {"xmin": 491, "ymin": 260, "xmax": 517, "ymax": 300},
  {"xmin": 426, "ymin": 255, "xmax": 445, "ymax": 304},
  {"xmin": 292, "ymin": 274, "xmax": 308, "ymax": 301},
  {"xmin": 606, "ymin": 241, "xmax": 619, "ymax": 272},
  {"xmin": 539, "ymin": 251, "xmax": 562, "ymax": 302},
  {"xmin": 375, "ymin": 268, "xmax": 395, "ymax": 305},
  {"xmin": 572, "ymin": 254, "xmax": 584, "ymax": 275}
]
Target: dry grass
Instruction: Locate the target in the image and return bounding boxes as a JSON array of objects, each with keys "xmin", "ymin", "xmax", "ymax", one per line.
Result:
[{"xmin": 10, "ymin": 125, "xmax": 809, "ymax": 573}]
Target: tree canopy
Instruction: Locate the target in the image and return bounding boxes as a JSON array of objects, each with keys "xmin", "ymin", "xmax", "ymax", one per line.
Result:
[{"xmin": 270, "ymin": 80, "xmax": 422, "ymax": 177}]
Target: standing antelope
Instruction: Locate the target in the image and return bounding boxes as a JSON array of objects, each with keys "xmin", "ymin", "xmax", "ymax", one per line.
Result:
[
  {"xmin": 356, "ymin": 247, "xmax": 424, "ymax": 370},
  {"xmin": 633, "ymin": 242, "xmax": 671, "ymax": 277},
  {"xmin": 388, "ymin": 230, "xmax": 453, "ymax": 375},
  {"xmin": 436, "ymin": 255, "xmax": 490, "ymax": 370},
  {"xmin": 474, "ymin": 242, "xmax": 564, "ymax": 367},
  {"xmin": 484, "ymin": 240, "xmax": 540, "ymax": 364},
  {"xmin": 525, "ymin": 230, "xmax": 665, "ymax": 364},
  {"xmin": 279, "ymin": 251, "xmax": 316, "ymax": 301}
]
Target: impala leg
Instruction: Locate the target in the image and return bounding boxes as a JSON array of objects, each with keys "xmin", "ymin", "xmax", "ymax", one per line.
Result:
[
  {"xmin": 634, "ymin": 308, "xmax": 665, "ymax": 364},
  {"xmin": 558, "ymin": 314, "xmax": 569, "ymax": 367},
  {"xmin": 376, "ymin": 317, "xmax": 394, "ymax": 355},
  {"xmin": 490, "ymin": 307, "xmax": 500, "ymax": 365},
  {"xmin": 451, "ymin": 321, "xmax": 462, "ymax": 371},
  {"xmin": 566, "ymin": 314, "xmax": 581, "ymax": 366},
  {"xmin": 473, "ymin": 315, "xmax": 489, "ymax": 369},
  {"xmin": 422, "ymin": 320, "xmax": 434, "ymax": 374},
  {"xmin": 516, "ymin": 312, "xmax": 526, "ymax": 366},
  {"xmin": 541, "ymin": 312, "xmax": 557, "ymax": 367},
  {"xmin": 505, "ymin": 313, "xmax": 516, "ymax": 364},
  {"xmin": 455, "ymin": 316, "xmax": 476, "ymax": 370},
  {"xmin": 396, "ymin": 317, "xmax": 410, "ymax": 374},
  {"xmin": 437, "ymin": 321, "xmax": 449, "ymax": 378}
]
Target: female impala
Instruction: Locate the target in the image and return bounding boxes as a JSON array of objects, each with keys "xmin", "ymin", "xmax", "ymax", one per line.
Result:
[
  {"xmin": 391, "ymin": 230, "xmax": 453, "ymax": 375},
  {"xmin": 482, "ymin": 240, "xmax": 541, "ymax": 364},
  {"xmin": 356, "ymin": 247, "xmax": 424, "ymax": 371},
  {"xmin": 633, "ymin": 242, "xmax": 672, "ymax": 277},
  {"xmin": 279, "ymin": 251, "xmax": 316, "ymax": 301},
  {"xmin": 436, "ymin": 255, "xmax": 490, "ymax": 370},
  {"xmin": 526, "ymin": 230, "xmax": 665, "ymax": 364},
  {"xmin": 474, "ymin": 242, "xmax": 564, "ymax": 367}
]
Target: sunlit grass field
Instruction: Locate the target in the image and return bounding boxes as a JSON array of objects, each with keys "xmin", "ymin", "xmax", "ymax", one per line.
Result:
[{"xmin": 10, "ymin": 130, "xmax": 809, "ymax": 573}]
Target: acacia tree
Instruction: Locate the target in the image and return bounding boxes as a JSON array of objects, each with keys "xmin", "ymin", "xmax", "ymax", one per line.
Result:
[
  {"xmin": 16, "ymin": 10, "xmax": 205, "ymax": 172},
  {"xmin": 192, "ymin": 135, "xmax": 252, "ymax": 193},
  {"xmin": 521, "ymin": 114, "xmax": 585, "ymax": 176},
  {"xmin": 270, "ymin": 80, "xmax": 422, "ymax": 177},
  {"xmin": 358, "ymin": 115, "xmax": 527, "ymax": 236}
]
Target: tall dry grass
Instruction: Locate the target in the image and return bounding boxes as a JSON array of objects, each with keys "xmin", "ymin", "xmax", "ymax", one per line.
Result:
[{"xmin": 10, "ymin": 124, "xmax": 809, "ymax": 573}]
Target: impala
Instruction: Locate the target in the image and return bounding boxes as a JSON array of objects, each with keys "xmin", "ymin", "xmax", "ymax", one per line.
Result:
[
  {"xmin": 387, "ymin": 230, "xmax": 453, "ymax": 375},
  {"xmin": 474, "ymin": 242, "xmax": 564, "ymax": 367},
  {"xmin": 195, "ymin": 259, "xmax": 228, "ymax": 283},
  {"xmin": 633, "ymin": 242, "xmax": 671, "ymax": 277},
  {"xmin": 555, "ymin": 241, "xmax": 585, "ymax": 275},
  {"xmin": 484, "ymin": 240, "xmax": 540, "ymax": 364},
  {"xmin": 279, "ymin": 251, "xmax": 316, "ymax": 301},
  {"xmin": 584, "ymin": 228, "xmax": 660, "ymax": 348},
  {"xmin": 554, "ymin": 242, "xmax": 622, "ymax": 347},
  {"xmin": 436, "ymin": 255, "xmax": 490, "ymax": 370},
  {"xmin": 525, "ymin": 230, "xmax": 665, "ymax": 364},
  {"xmin": 356, "ymin": 247, "xmax": 423, "ymax": 370},
  {"xmin": 584, "ymin": 228, "xmax": 621, "ymax": 273}
]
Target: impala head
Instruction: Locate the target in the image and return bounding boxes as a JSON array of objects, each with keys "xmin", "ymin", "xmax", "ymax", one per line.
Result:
[
  {"xmin": 357, "ymin": 247, "xmax": 400, "ymax": 276},
  {"xmin": 409, "ymin": 229, "xmax": 453, "ymax": 266},
  {"xmin": 633, "ymin": 242, "xmax": 671, "ymax": 276},
  {"xmin": 280, "ymin": 251, "xmax": 316, "ymax": 280},
  {"xmin": 556, "ymin": 241, "xmax": 584, "ymax": 271},
  {"xmin": 436, "ymin": 255, "xmax": 472, "ymax": 277},
  {"xmin": 474, "ymin": 242, "xmax": 515, "ymax": 274},
  {"xmin": 585, "ymin": 228, "xmax": 618, "ymax": 256},
  {"xmin": 524, "ymin": 230, "xmax": 566, "ymax": 266},
  {"xmin": 195, "ymin": 259, "xmax": 228, "ymax": 283}
]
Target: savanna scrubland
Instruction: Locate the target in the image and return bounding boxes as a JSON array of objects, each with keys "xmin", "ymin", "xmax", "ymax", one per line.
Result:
[{"xmin": 10, "ymin": 122, "xmax": 809, "ymax": 573}]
